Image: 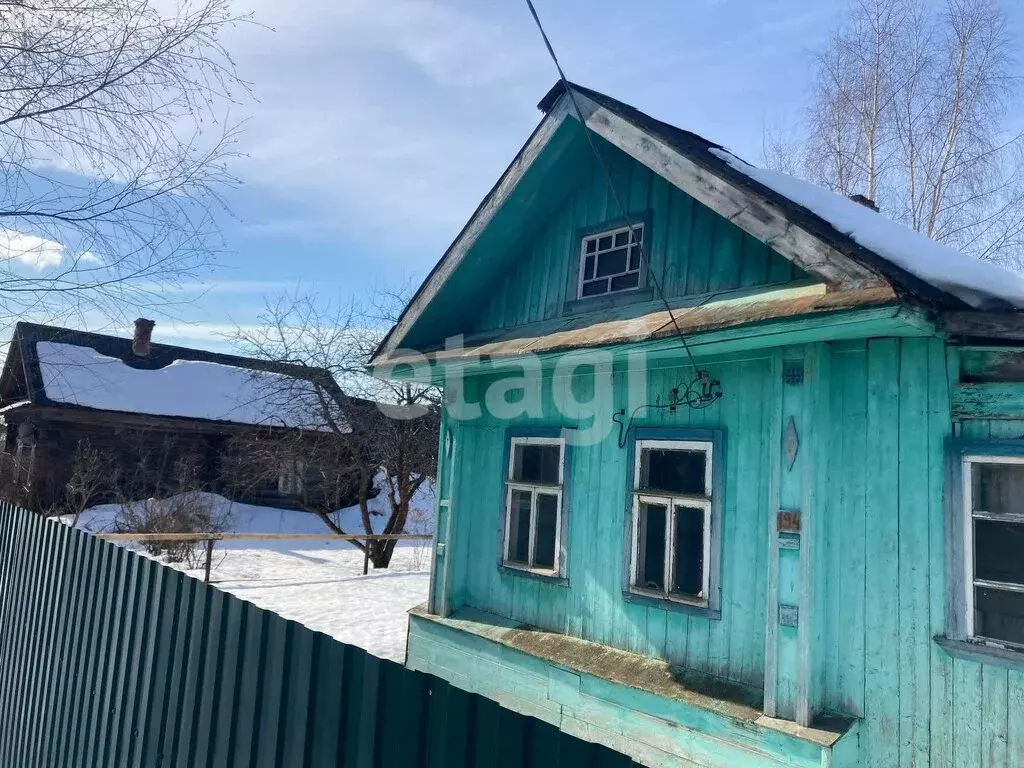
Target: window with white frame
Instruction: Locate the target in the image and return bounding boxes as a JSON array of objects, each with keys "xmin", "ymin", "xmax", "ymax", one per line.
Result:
[
  {"xmin": 630, "ymin": 440, "xmax": 713, "ymax": 604},
  {"xmin": 578, "ymin": 223, "xmax": 644, "ymax": 299},
  {"xmin": 504, "ymin": 436, "xmax": 565, "ymax": 573},
  {"xmin": 963, "ymin": 456, "xmax": 1024, "ymax": 647}
]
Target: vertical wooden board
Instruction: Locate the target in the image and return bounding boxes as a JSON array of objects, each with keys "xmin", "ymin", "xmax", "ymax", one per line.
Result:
[
  {"xmin": 836, "ymin": 344, "xmax": 867, "ymax": 716},
  {"xmin": 897, "ymin": 338, "xmax": 931, "ymax": 768},
  {"xmin": 685, "ymin": 202, "xmax": 714, "ymax": 295},
  {"xmin": 863, "ymin": 338, "xmax": 900, "ymax": 767},
  {"xmin": 647, "ymin": 173, "xmax": 671, "ymax": 292},
  {"xmin": 981, "ymin": 665, "xmax": 1009, "ymax": 768},
  {"xmin": 738, "ymin": 237, "xmax": 770, "ymax": 288},
  {"xmin": 708, "ymin": 217, "xmax": 743, "ymax": 292},
  {"xmin": 928, "ymin": 338, "xmax": 954, "ymax": 768},
  {"xmin": 585, "ymin": 156, "xmax": 610, "ymax": 228},
  {"xmin": 627, "ymin": 157, "xmax": 651, "ymax": 215},
  {"xmin": 767, "ymin": 249, "xmax": 796, "ymax": 284},
  {"xmin": 664, "ymin": 189, "xmax": 693, "ymax": 298},
  {"xmin": 607, "ymin": 144, "xmax": 635, "ymax": 222},
  {"xmin": 1006, "ymin": 670, "xmax": 1024, "ymax": 767},
  {"xmin": 647, "ymin": 607, "xmax": 668, "ymax": 660},
  {"xmin": 544, "ymin": 203, "xmax": 574, "ymax": 320},
  {"xmin": 952, "ymin": 659, "xmax": 983, "ymax": 767},
  {"xmin": 255, "ymin": 617, "xmax": 291, "ymax": 768}
]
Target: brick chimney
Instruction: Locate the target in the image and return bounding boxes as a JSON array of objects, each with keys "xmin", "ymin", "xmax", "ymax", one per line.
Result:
[
  {"xmin": 132, "ymin": 318, "xmax": 155, "ymax": 357},
  {"xmin": 848, "ymin": 193, "xmax": 879, "ymax": 212}
]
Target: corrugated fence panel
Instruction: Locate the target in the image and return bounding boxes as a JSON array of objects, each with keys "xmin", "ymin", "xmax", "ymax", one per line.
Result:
[{"xmin": 0, "ymin": 504, "xmax": 639, "ymax": 767}]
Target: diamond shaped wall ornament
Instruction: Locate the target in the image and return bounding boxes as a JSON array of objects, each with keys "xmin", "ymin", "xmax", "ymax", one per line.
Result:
[{"xmin": 784, "ymin": 416, "xmax": 800, "ymax": 471}]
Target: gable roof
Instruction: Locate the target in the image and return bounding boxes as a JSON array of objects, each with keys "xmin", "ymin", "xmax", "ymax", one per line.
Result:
[
  {"xmin": 372, "ymin": 81, "xmax": 1024, "ymax": 365},
  {"xmin": 0, "ymin": 322, "xmax": 349, "ymax": 430}
]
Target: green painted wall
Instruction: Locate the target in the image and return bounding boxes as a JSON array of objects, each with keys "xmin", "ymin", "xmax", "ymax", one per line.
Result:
[
  {"xmin": 445, "ymin": 350, "xmax": 774, "ymax": 694},
  {"xmin": 427, "ymin": 334, "xmax": 1024, "ymax": 768},
  {"xmin": 469, "ymin": 138, "xmax": 804, "ymax": 335}
]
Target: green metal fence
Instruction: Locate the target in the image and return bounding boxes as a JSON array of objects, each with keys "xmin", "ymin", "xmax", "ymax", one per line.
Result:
[{"xmin": 0, "ymin": 502, "xmax": 636, "ymax": 768}]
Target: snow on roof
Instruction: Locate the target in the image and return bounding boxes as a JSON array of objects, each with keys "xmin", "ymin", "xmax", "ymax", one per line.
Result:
[
  {"xmin": 709, "ymin": 148, "xmax": 1024, "ymax": 310},
  {"xmin": 37, "ymin": 341, "xmax": 348, "ymax": 430}
]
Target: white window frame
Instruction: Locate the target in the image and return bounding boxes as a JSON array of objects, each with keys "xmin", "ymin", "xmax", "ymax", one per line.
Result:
[
  {"xmin": 962, "ymin": 454, "xmax": 1024, "ymax": 649},
  {"xmin": 630, "ymin": 439, "xmax": 713, "ymax": 606},
  {"xmin": 577, "ymin": 222, "xmax": 644, "ymax": 300},
  {"xmin": 503, "ymin": 436, "xmax": 565, "ymax": 575}
]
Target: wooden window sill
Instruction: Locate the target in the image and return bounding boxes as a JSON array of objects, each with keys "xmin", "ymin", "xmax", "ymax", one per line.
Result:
[
  {"xmin": 623, "ymin": 588, "xmax": 721, "ymax": 620},
  {"xmin": 935, "ymin": 635, "xmax": 1024, "ymax": 671},
  {"xmin": 498, "ymin": 564, "xmax": 568, "ymax": 587}
]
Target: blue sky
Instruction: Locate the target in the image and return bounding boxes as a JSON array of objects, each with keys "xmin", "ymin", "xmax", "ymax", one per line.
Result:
[{"xmin": 158, "ymin": 0, "xmax": 1024, "ymax": 350}]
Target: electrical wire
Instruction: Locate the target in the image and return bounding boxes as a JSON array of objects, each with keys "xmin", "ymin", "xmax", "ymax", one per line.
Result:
[{"xmin": 523, "ymin": 0, "xmax": 702, "ymax": 376}]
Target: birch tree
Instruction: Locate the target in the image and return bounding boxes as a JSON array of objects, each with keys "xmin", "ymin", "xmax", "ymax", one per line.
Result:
[
  {"xmin": 769, "ymin": 0, "xmax": 1024, "ymax": 264},
  {"xmin": 0, "ymin": 0, "xmax": 247, "ymax": 323}
]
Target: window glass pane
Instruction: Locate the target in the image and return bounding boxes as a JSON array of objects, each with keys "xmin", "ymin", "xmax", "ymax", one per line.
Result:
[
  {"xmin": 596, "ymin": 248, "xmax": 628, "ymax": 278},
  {"xmin": 975, "ymin": 519, "xmax": 1024, "ymax": 584},
  {"xmin": 507, "ymin": 489, "xmax": 531, "ymax": 564},
  {"xmin": 583, "ymin": 255, "xmax": 595, "ymax": 280},
  {"xmin": 637, "ymin": 502, "xmax": 667, "ymax": 591},
  {"xmin": 534, "ymin": 493, "xmax": 558, "ymax": 569},
  {"xmin": 975, "ymin": 586, "xmax": 1024, "ymax": 645},
  {"xmin": 511, "ymin": 443, "xmax": 560, "ymax": 484},
  {"xmin": 631, "ymin": 226, "xmax": 642, "ymax": 243},
  {"xmin": 585, "ymin": 239, "xmax": 597, "ymax": 254},
  {"xmin": 614, "ymin": 231, "xmax": 629, "ymax": 247},
  {"xmin": 639, "ymin": 447, "xmax": 707, "ymax": 495},
  {"xmin": 581, "ymin": 279, "xmax": 608, "ymax": 297},
  {"xmin": 610, "ymin": 272, "xmax": 640, "ymax": 292},
  {"xmin": 628, "ymin": 247, "xmax": 640, "ymax": 271},
  {"xmin": 972, "ymin": 462, "xmax": 1024, "ymax": 515},
  {"xmin": 673, "ymin": 505, "xmax": 705, "ymax": 597},
  {"xmin": 598, "ymin": 235, "xmax": 613, "ymax": 250}
]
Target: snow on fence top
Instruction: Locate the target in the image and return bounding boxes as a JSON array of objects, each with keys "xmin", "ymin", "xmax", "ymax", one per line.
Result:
[
  {"xmin": 37, "ymin": 341, "xmax": 346, "ymax": 429},
  {"xmin": 709, "ymin": 148, "xmax": 1024, "ymax": 310}
]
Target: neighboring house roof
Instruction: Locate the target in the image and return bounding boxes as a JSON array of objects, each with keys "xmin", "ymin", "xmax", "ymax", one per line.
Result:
[
  {"xmin": 372, "ymin": 81, "xmax": 1024, "ymax": 366},
  {"xmin": 0, "ymin": 322, "xmax": 350, "ymax": 431}
]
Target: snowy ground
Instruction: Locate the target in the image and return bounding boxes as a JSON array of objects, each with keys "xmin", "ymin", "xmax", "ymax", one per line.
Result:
[{"xmin": 67, "ymin": 478, "xmax": 434, "ymax": 663}]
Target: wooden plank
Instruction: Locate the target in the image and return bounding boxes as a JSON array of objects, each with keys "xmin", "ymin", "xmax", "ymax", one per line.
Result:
[
  {"xmin": 939, "ymin": 311, "xmax": 1024, "ymax": 340},
  {"xmin": 96, "ymin": 532, "xmax": 432, "ymax": 542},
  {"xmin": 951, "ymin": 382, "xmax": 1024, "ymax": 419},
  {"xmin": 863, "ymin": 338, "xmax": 900, "ymax": 768}
]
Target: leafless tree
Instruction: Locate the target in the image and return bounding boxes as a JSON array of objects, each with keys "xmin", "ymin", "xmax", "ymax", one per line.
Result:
[
  {"xmin": 230, "ymin": 288, "xmax": 439, "ymax": 568},
  {"xmin": 0, "ymin": 0, "xmax": 248, "ymax": 325},
  {"xmin": 766, "ymin": 0, "xmax": 1024, "ymax": 265},
  {"xmin": 64, "ymin": 438, "xmax": 115, "ymax": 527}
]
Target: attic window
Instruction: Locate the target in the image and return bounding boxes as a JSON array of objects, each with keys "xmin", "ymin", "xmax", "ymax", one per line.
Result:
[{"xmin": 578, "ymin": 223, "xmax": 644, "ymax": 299}]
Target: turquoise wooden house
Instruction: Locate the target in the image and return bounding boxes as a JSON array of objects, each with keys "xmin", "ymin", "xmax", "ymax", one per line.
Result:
[{"xmin": 370, "ymin": 82, "xmax": 1024, "ymax": 768}]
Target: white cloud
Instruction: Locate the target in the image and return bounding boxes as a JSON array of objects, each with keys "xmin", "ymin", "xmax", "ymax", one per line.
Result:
[
  {"xmin": 77, "ymin": 251, "xmax": 101, "ymax": 264},
  {"xmin": 0, "ymin": 228, "xmax": 64, "ymax": 270}
]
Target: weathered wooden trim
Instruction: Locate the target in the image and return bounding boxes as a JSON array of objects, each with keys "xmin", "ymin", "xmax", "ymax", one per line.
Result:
[
  {"xmin": 569, "ymin": 92, "xmax": 887, "ymax": 291},
  {"xmin": 935, "ymin": 636, "xmax": 1024, "ymax": 672},
  {"xmin": 94, "ymin": 532, "xmax": 433, "ymax": 542},
  {"xmin": 375, "ymin": 99, "xmax": 572, "ymax": 361},
  {"xmin": 763, "ymin": 350, "xmax": 784, "ymax": 718},
  {"xmin": 951, "ymin": 382, "xmax": 1024, "ymax": 419},
  {"xmin": 944, "ymin": 450, "xmax": 967, "ymax": 641},
  {"xmin": 939, "ymin": 311, "xmax": 1024, "ymax": 340},
  {"xmin": 796, "ymin": 343, "xmax": 829, "ymax": 727}
]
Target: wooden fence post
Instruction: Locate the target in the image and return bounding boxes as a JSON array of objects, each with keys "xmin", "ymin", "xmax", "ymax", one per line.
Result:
[
  {"xmin": 204, "ymin": 539, "xmax": 214, "ymax": 584},
  {"xmin": 363, "ymin": 541, "xmax": 369, "ymax": 576}
]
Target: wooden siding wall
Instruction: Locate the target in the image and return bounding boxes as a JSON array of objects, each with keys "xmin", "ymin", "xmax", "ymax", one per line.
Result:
[
  {"xmin": 447, "ymin": 351, "xmax": 774, "ymax": 694},
  {"xmin": 469, "ymin": 144, "xmax": 802, "ymax": 334},
  {"xmin": 819, "ymin": 337, "xmax": 1024, "ymax": 768}
]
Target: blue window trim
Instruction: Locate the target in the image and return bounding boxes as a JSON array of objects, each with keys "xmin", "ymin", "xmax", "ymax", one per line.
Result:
[
  {"xmin": 940, "ymin": 436, "xmax": 1024, "ymax": 666},
  {"xmin": 563, "ymin": 210, "xmax": 654, "ymax": 315},
  {"xmin": 621, "ymin": 426, "xmax": 725, "ymax": 620},
  {"xmin": 496, "ymin": 426, "xmax": 574, "ymax": 586}
]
